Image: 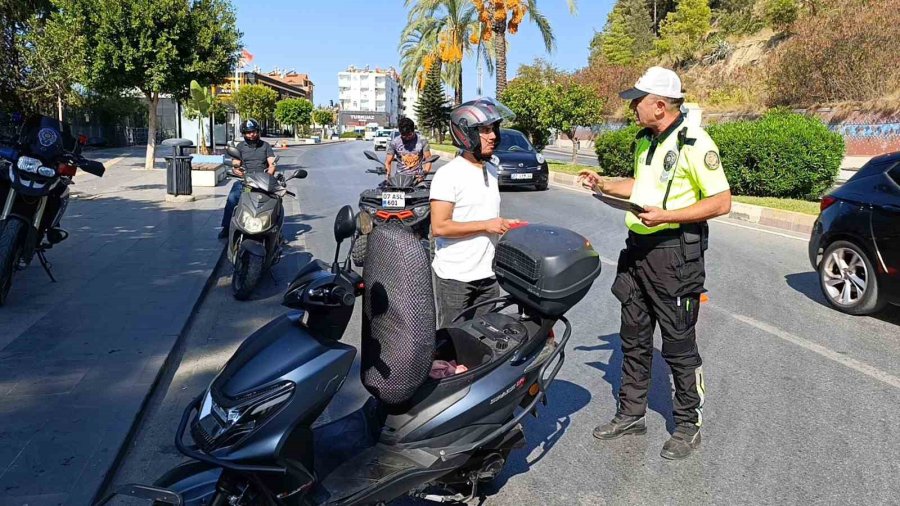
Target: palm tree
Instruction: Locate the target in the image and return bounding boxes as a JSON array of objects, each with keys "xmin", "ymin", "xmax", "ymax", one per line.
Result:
[
  {"xmin": 400, "ymin": 0, "xmax": 491, "ymax": 105},
  {"xmin": 473, "ymin": 0, "xmax": 577, "ymax": 96}
]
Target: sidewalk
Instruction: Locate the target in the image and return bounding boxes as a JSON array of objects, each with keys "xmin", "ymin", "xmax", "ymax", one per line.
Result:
[{"xmin": 0, "ymin": 151, "xmax": 228, "ymax": 505}]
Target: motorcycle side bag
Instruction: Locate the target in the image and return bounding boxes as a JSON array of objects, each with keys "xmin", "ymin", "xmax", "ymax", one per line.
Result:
[{"xmin": 494, "ymin": 224, "xmax": 601, "ymax": 318}]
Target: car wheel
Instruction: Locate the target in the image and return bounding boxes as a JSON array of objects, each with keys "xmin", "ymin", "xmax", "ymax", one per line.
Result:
[{"xmin": 818, "ymin": 240, "xmax": 886, "ymax": 315}]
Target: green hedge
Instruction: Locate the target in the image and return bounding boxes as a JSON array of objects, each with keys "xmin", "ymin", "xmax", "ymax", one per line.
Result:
[
  {"xmin": 593, "ymin": 111, "xmax": 844, "ymax": 199},
  {"xmin": 707, "ymin": 110, "xmax": 844, "ymax": 199},
  {"xmin": 340, "ymin": 131, "xmax": 361, "ymax": 139},
  {"xmin": 594, "ymin": 124, "xmax": 641, "ymax": 177}
]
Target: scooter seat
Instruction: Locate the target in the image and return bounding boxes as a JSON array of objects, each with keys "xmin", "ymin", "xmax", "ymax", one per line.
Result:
[{"xmin": 361, "ymin": 224, "xmax": 436, "ymax": 406}]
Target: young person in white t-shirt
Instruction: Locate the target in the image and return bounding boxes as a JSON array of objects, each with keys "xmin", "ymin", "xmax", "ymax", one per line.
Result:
[{"xmin": 429, "ymin": 98, "xmax": 520, "ymax": 328}]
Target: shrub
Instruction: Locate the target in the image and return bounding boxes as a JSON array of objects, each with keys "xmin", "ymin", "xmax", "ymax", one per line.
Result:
[
  {"xmin": 340, "ymin": 131, "xmax": 359, "ymax": 139},
  {"xmin": 763, "ymin": 0, "xmax": 799, "ymax": 31},
  {"xmin": 766, "ymin": 0, "xmax": 900, "ymax": 105},
  {"xmin": 707, "ymin": 110, "xmax": 844, "ymax": 199},
  {"xmin": 594, "ymin": 124, "xmax": 641, "ymax": 176}
]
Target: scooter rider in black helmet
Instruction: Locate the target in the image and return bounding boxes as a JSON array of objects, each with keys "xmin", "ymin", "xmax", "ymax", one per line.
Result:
[{"xmin": 218, "ymin": 119, "xmax": 276, "ymax": 239}]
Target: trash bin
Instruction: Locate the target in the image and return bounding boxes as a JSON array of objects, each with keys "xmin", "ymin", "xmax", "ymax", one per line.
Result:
[{"xmin": 161, "ymin": 138, "xmax": 194, "ymax": 196}]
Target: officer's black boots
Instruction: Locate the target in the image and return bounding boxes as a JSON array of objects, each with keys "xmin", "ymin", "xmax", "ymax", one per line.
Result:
[
  {"xmin": 660, "ymin": 423, "xmax": 701, "ymax": 460},
  {"xmin": 592, "ymin": 413, "xmax": 647, "ymax": 440}
]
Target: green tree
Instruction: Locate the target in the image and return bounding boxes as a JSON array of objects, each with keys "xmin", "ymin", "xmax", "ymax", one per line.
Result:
[
  {"xmin": 232, "ymin": 84, "xmax": 278, "ymax": 128},
  {"xmin": 500, "ymin": 76, "xmax": 551, "ymax": 150},
  {"xmin": 1, "ymin": 1, "xmax": 52, "ymax": 111},
  {"xmin": 655, "ymin": 0, "xmax": 712, "ymax": 64},
  {"xmin": 541, "ymin": 79, "xmax": 604, "ymax": 163},
  {"xmin": 401, "ymin": 0, "xmax": 486, "ymax": 106},
  {"xmin": 183, "ymin": 80, "xmax": 215, "ymax": 154},
  {"xmin": 20, "ymin": 0, "xmax": 88, "ymax": 119},
  {"xmin": 763, "ymin": 0, "xmax": 799, "ymax": 31},
  {"xmin": 274, "ymin": 98, "xmax": 313, "ymax": 140},
  {"xmin": 415, "ymin": 62, "xmax": 451, "ymax": 142},
  {"xmin": 473, "ymin": 0, "xmax": 578, "ymax": 97},
  {"xmin": 80, "ymin": 0, "xmax": 241, "ymax": 170},
  {"xmin": 312, "ymin": 108, "xmax": 334, "ymax": 138},
  {"xmin": 594, "ymin": 0, "xmax": 655, "ymax": 65}
]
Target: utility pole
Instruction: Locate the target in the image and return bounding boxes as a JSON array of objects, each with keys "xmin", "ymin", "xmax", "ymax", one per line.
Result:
[{"xmin": 476, "ymin": 42, "xmax": 484, "ymax": 96}]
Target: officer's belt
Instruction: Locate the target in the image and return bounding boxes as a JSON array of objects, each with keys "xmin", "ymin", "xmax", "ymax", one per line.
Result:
[{"xmin": 627, "ymin": 229, "xmax": 682, "ymax": 249}]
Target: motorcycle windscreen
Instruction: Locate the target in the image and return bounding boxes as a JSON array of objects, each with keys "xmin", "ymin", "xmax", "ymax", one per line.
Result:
[{"xmin": 361, "ymin": 224, "xmax": 435, "ymax": 405}]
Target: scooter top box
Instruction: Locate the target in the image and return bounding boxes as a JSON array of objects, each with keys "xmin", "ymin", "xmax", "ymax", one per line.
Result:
[{"xmin": 494, "ymin": 224, "xmax": 601, "ymax": 317}]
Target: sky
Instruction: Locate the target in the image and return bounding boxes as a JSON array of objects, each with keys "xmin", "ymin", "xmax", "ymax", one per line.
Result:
[{"xmin": 233, "ymin": 0, "xmax": 616, "ymax": 107}]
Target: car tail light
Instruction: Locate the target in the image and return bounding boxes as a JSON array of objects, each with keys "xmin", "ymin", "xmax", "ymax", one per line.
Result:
[{"xmin": 820, "ymin": 196, "xmax": 837, "ymax": 212}]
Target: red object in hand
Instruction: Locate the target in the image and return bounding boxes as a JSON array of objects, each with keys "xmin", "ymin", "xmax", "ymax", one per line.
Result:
[{"xmin": 507, "ymin": 221, "xmax": 529, "ymax": 231}]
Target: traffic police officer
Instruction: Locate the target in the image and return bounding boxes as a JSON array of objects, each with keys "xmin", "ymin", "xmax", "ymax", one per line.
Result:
[{"xmin": 579, "ymin": 67, "xmax": 732, "ymax": 460}]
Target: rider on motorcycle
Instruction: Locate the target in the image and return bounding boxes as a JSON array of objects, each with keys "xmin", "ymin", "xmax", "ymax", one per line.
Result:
[
  {"xmin": 384, "ymin": 118, "xmax": 432, "ymax": 181},
  {"xmin": 219, "ymin": 119, "xmax": 276, "ymax": 239}
]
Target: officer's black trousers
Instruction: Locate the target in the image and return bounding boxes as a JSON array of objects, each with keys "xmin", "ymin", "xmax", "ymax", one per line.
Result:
[{"xmin": 612, "ymin": 236, "xmax": 706, "ymax": 426}]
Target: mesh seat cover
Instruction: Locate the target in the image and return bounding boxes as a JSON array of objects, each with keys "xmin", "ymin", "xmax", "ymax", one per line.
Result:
[{"xmin": 361, "ymin": 224, "xmax": 436, "ymax": 405}]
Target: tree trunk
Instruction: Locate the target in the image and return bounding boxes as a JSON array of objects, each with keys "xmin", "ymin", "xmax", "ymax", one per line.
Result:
[
  {"xmin": 198, "ymin": 118, "xmax": 208, "ymax": 155},
  {"xmin": 570, "ymin": 131, "xmax": 578, "ymax": 164},
  {"xmin": 56, "ymin": 86, "xmax": 63, "ymax": 122},
  {"xmin": 294, "ymin": 124, "xmax": 300, "ymax": 141},
  {"xmin": 494, "ymin": 22, "xmax": 508, "ymax": 97},
  {"xmin": 454, "ymin": 70, "xmax": 463, "ymax": 106},
  {"xmin": 145, "ymin": 93, "xmax": 159, "ymax": 171}
]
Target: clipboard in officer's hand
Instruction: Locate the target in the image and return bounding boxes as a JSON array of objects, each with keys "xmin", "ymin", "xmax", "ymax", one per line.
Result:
[{"xmin": 593, "ymin": 193, "xmax": 646, "ymax": 215}]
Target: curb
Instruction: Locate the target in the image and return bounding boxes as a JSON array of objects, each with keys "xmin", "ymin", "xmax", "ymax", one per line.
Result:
[
  {"xmin": 435, "ymin": 149, "xmax": 816, "ymax": 235},
  {"xmin": 92, "ymin": 247, "xmax": 226, "ymax": 504}
]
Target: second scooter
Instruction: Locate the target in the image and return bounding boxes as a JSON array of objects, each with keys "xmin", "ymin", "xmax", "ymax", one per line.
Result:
[{"xmin": 224, "ymin": 146, "xmax": 307, "ymax": 299}]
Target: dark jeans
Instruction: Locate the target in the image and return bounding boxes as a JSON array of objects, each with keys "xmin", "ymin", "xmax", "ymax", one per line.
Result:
[
  {"xmin": 612, "ymin": 237, "xmax": 706, "ymax": 427},
  {"xmin": 435, "ymin": 275, "xmax": 500, "ymax": 329},
  {"xmin": 221, "ymin": 181, "xmax": 243, "ymax": 228}
]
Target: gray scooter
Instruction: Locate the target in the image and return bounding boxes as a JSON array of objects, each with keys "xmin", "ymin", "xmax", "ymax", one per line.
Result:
[
  {"xmin": 224, "ymin": 146, "xmax": 307, "ymax": 300},
  {"xmin": 102, "ymin": 205, "xmax": 602, "ymax": 506}
]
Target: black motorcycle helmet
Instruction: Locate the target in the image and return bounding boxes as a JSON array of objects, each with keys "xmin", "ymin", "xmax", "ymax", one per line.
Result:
[
  {"xmin": 449, "ymin": 97, "xmax": 515, "ymax": 161},
  {"xmin": 240, "ymin": 118, "xmax": 260, "ymax": 135}
]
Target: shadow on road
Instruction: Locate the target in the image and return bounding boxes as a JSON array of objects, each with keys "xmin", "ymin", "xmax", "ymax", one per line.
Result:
[
  {"xmin": 578, "ymin": 333, "xmax": 676, "ymax": 432},
  {"xmin": 479, "ymin": 380, "xmax": 592, "ymax": 500}
]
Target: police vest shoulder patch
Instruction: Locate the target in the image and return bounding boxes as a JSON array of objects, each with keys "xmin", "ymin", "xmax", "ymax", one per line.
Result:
[{"xmin": 704, "ymin": 151, "xmax": 720, "ymax": 170}]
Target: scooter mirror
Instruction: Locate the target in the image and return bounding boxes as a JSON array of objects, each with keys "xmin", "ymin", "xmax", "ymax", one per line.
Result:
[
  {"xmin": 356, "ymin": 210, "xmax": 374, "ymax": 235},
  {"xmin": 425, "ymin": 154, "xmax": 440, "ymax": 164},
  {"xmin": 225, "ymin": 146, "xmax": 242, "ymax": 160},
  {"xmin": 274, "ymin": 155, "xmax": 281, "ymax": 163},
  {"xmin": 294, "ymin": 169, "xmax": 308, "ymax": 179},
  {"xmin": 333, "ymin": 205, "xmax": 356, "ymax": 243},
  {"xmin": 363, "ymin": 150, "xmax": 380, "ymax": 162}
]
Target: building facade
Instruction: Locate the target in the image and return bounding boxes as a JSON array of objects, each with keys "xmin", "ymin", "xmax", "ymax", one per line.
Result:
[
  {"xmin": 337, "ymin": 65, "xmax": 402, "ymax": 130},
  {"xmin": 402, "ymin": 84, "xmax": 420, "ymax": 126}
]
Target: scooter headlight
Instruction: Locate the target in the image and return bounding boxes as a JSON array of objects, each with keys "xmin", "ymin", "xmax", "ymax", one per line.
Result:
[
  {"xmin": 194, "ymin": 382, "xmax": 294, "ymax": 451},
  {"xmin": 413, "ymin": 205, "xmax": 429, "ymax": 217},
  {"xmin": 360, "ymin": 204, "xmax": 377, "ymax": 215},
  {"xmin": 238, "ymin": 211, "xmax": 271, "ymax": 234}
]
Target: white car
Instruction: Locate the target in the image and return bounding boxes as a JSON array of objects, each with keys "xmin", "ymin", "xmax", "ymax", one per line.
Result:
[{"xmin": 373, "ymin": 130, "xmax": 393, "ymax": 151}]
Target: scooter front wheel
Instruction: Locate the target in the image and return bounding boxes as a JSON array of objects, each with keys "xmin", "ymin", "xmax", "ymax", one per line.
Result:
[
  {"xmin": 232, "ymin": 250, "xmax": 264, "ymax": 300},
  {"xmin": 0, "ymin": 218, "xmax": 27, "ymax": 306}
]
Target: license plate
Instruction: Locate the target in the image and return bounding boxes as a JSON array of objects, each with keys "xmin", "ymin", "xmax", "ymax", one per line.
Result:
[
  {"xmin": 511, "ymin": 173, "xmax": 533, "ymax": 180},
  {"xmin": 381, "ymin": 192, "xmax": 406, "ymax": 208}
]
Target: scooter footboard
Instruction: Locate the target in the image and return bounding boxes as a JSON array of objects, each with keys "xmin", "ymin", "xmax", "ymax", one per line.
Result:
[{"xmin": 95, "ymin": 484, "xmax": 183, "ymax": 505}]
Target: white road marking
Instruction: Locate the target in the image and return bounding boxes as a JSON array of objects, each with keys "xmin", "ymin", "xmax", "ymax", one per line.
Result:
[{"xmin": 728, "ymin": 312, "xmax": 900, "ymax": 390}]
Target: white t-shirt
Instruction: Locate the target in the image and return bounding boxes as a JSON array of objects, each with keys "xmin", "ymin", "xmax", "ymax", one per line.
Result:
[{"xmin": 429, "ymin": 156, "xmax": 501, "ymax": 282}]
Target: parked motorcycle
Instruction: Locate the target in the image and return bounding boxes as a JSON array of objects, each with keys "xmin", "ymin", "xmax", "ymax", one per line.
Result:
[
  {"xmin": 0, "ymin": 114, "xmax": 105, "ymax": 306},
  {"xmin": 352, "ymin": 149, "xmax": 439, "ymax": 267},
  {"xmin": 102, "ymin": 204, "xmax": 602, "ymax": 505},
  {"xmin": 224, "ymin": 146, "xmax": 307, "ymax": 300}
]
